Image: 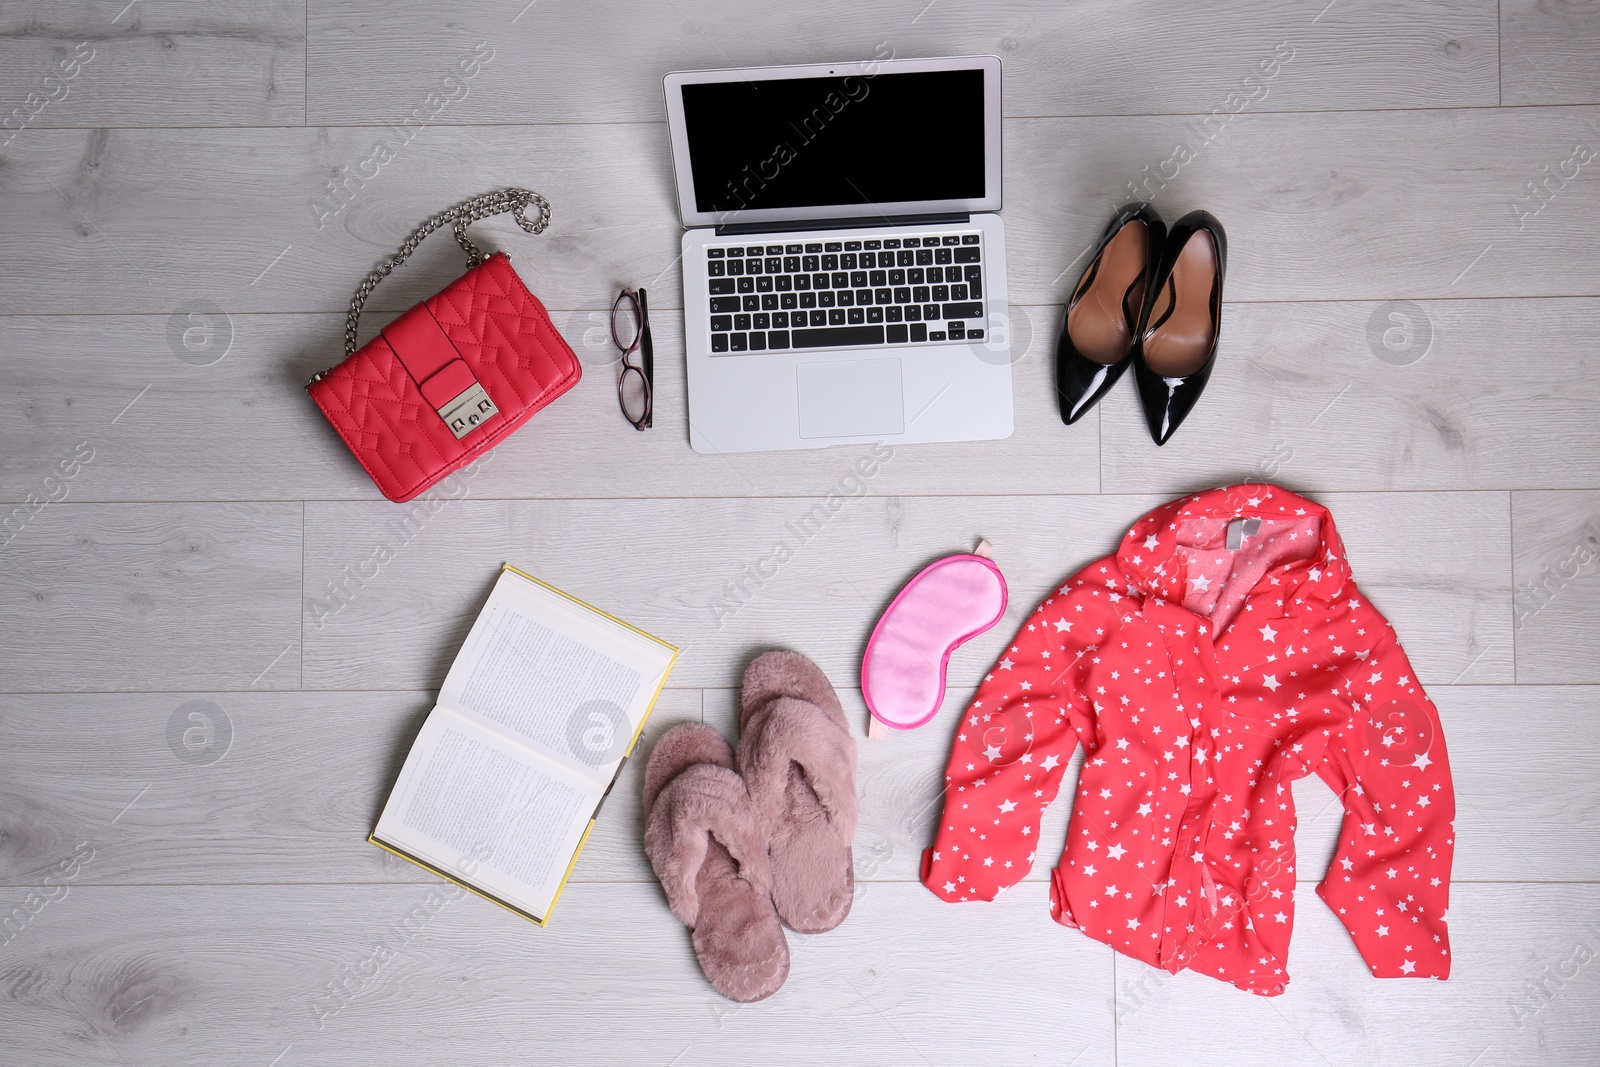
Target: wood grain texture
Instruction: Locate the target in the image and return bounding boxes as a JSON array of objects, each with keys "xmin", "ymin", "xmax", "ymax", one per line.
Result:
[
  {"xmin": 1112, "ymin": 884, "xmax": 1600, "ymax": 1067},
  {"xmin": 0, "ymin": 882, "xmax": 1116, "ymax": 1066},
  {"xmin": 300, "ymin": 493, "xmax": 1512, "ymax": 694},
  {"xmin": 1, "ymin": 5, "xmax": 1597, "ymax": 1064},
  {"xmin": 0, "ymin": 689, "xmax": 701, "ymax": 887},
  {"xmin": 4, "ymin": 107, "xmax": 1600, "ymax": 318},
  {"xmin": 305, "ymin": 0, "xmax": 1497, "ymax": 124},
  {"xmin": 0, "ymin": 308, "xmax": 1098, "ymax": 503},
  {"xmin": 0, "ymin": 0, "xmax": 305, "ymax": 129},
  {"xmin": 1502, "ymin": 0, "xmax": 1600, "ymax": 106},
  {"xmin": 710, "ymin": 682, "xmax": 1600, "ymax": 889},
  {"xmin": 0, "ymin": 502, "xmax": 302, "ymax": 692},
  {"xmin": 1099, "ymin": 298, "xmax": 1600, "ymax": 494},
  {"xmin": 10, "ymin": 683, "xmax": 1579, "ymax": 890},
  {"xmin": 4, "ymin": 298, "xmax": 1591, "ymax": 505},
  {"xmin": 1511, "ymin": 490, "xmax": 1600, "ymax": 683}
]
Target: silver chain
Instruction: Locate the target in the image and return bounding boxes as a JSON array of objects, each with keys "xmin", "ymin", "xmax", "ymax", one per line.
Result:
[{"xmin": 323, "ymin": 187, "xmax": 551, "ymax": 373}]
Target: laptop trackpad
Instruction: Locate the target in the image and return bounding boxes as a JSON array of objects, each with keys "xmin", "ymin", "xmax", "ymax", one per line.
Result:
[{"xmin": 796, "ymin": 358, "xmax": 904, "ymax": 439}]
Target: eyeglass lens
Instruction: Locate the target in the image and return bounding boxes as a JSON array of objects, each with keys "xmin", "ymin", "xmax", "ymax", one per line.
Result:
[{"xmin": 611, "ymin": 291, "xmax": 641, "ymax": 354}]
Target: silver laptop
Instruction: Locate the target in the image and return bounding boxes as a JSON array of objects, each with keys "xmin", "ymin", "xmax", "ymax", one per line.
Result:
[{"xmin": 663, "ymin": 55, "xmax": 1014, "ymax": 454}]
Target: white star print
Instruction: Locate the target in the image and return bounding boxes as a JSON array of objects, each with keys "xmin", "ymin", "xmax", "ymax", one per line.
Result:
[{"xmin": 918, "ymin": 487, "xmax": 1453, "ymax": 993}]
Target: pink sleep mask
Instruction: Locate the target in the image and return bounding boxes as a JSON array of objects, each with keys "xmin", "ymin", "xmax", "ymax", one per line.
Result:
[{"xmin": 862, "ymin": 552, "xmax": 1007, "ymax": 732}]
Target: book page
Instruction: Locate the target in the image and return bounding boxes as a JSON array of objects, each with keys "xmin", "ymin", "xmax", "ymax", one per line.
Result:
[
  {"xmin": 373, "ymin": 708, "xmax": 601, "ymax": 920},
  {"xmin": 439, "ymin": 569, "xmax": 676, "ymax": 786}
]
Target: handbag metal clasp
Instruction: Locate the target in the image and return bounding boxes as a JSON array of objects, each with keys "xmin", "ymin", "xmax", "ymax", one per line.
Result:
[{"xmin": 437, "ymin": 383, "xmax": 499, "ymax": 440}]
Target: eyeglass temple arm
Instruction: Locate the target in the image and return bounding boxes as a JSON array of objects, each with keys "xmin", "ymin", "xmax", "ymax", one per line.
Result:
[{"xmin": 638, "ymin": 288, "xmax": 653, "ymax": 384}]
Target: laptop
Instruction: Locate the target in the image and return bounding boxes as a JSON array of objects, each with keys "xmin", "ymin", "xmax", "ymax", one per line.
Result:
[{"xmin": 663, "ymin": 55, "xmax": 1014, "ymax": 454}]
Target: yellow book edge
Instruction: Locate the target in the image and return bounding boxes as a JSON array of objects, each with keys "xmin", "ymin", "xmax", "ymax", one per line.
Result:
[{"xmin": 368, "ymin": 562, "xmax": 680, "ymax": 928}]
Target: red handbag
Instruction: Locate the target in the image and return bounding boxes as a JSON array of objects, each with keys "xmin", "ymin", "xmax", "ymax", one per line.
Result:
[{"xmin": 307, "ymin": 188, "xmax": 580, "ymax": 502}]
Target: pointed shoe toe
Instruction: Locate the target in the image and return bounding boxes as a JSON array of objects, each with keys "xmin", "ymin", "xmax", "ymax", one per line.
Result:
[{"xmin": 1135, "ymin": 210, "xmax": 1227, "ymax": 446}]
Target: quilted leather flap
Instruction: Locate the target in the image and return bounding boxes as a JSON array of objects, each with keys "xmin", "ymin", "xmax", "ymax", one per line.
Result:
[{"xmin": 309, "ymin": 253, "xmax": 581, "ymax": 502}]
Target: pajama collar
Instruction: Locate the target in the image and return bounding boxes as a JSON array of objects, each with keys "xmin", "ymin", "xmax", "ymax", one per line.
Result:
[{"xmin": 1116, "ymin": 483, "xmax": 1351, "ymax": 611}]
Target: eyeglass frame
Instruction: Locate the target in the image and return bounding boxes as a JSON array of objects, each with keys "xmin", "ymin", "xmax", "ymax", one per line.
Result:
[{"xmin": 611, "ymin": 287, "xmax": 653, "ymax": 430}]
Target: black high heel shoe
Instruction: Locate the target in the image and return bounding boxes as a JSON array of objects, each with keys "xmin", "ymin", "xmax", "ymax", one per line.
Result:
[
  {"xmin": 1133, "ymin": 210, "xmax": 1227, "ymax": 445},
  {"xmin": 1055, "ymin": 203, "xmax": 1166, "ymax": 425}
]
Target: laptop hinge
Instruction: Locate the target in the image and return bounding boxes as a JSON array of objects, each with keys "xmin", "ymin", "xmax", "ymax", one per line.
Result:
[{"xmin": 714, "ymin": 212, "xmax": 971, "ymax": 236}]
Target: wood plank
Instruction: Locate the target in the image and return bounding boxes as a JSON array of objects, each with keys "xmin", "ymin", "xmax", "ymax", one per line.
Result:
[
  {"xmin": 711, "ymin": 681, "xmax": 1600, "ymax": 889},
  {"xmin": 0, "ymin": 308, "xmax": 1098, "ymax": 503},
  {"xmin": 300, "ymin": 494, "xmax": 1137, "ymax": 692},
  {"xmin": 1004, "ymin": 106, "xmax": 1600, "ymax": 307},
  {"xmin": 1512, "ymin": 490, "xmax": 1600, "ymax": 683},
  {"xmin": 6, "ymin": 297, "xmax": 1591, "ymax": 505},
  {"xmin": 305, "ymin": 0, "xmax": 1496, "ymax": 124},
  {"xmin": 302, "ymin": 492, "xmax": 1511, "ymax": 694},
  {"xmin": 1099, "ymin": 298, "xmax": 1600, "ymax": 494},
  {"xmin": 10, "ymin": 682, "xmax": 1574, "ymax": 889},
  {"xmin": 0, "ymin": 502, "xmax": 302, "ymax": 692},
  {"xmin": 4, "ymin": 108, "xmax": 1600, "ymax": 318},
  {"xmin": 0, "ymin": 0, "xmax": 304, "ymax": 131},
  {"xmin": 0, "ymin": 313, "xmax": 375, "ymax": 504},
  {"xmin": 1502, "ymin": 0, "xmax": 1600, "ymax": 105},
  {"xmin": 0, "ymin": 689, "xmax": 700, "ymax": 887},
  {"xmin": 1114, "ymin": 885, "xmax": 1600, "ymax": 1067},
  {"xmin": 1292, "ymin": 685, "xmax": 1600, "ymax": 883},
  {"xmin": 0, "ymin": 882, "xmax": 1116, "ymax": 1066}
]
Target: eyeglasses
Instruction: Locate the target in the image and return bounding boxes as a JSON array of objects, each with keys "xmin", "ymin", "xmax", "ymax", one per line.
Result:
[{"xmin": 611, "ymin": 288, "xmax": 653, "ymax": 430}]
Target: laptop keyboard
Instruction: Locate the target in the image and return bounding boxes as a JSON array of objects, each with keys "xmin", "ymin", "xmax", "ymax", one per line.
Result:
[{"xmin": 704, "ymin": 233, "xmax": 986, "ymax": 354}]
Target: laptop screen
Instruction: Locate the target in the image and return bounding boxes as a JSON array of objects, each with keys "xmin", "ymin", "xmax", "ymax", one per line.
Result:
[{"xmin": 680, "ymin": 69, "xmax": 986, "ymax": 216}]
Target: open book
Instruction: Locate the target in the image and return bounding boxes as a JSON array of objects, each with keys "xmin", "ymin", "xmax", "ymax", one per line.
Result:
[{"xmin": 370, "ymin": 565, "xmax": 678, "ymax": 925}]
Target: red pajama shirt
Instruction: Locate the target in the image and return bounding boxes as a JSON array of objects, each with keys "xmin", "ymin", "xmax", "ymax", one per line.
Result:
[{"xmin": 921, "ymin": 485, "xmax": 1454, "ymax": 995}]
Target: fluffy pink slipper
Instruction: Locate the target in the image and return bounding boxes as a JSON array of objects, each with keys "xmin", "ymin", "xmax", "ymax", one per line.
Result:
[
  {"xmin": 643, "ymin": 723, "xmax": 790, "ymax": 1003},
  {"xmin": 736, "ymin": 651, "xmax": 858, "ymax": 934}
]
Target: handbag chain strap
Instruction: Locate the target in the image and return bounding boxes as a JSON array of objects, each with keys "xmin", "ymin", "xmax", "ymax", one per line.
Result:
[{"xmin": 310, "ymin": 187, "xmax": 552, "ymax": 384}]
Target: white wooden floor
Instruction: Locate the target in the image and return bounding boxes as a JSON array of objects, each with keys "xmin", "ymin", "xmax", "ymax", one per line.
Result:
[{"xmin": 2, "ymin": 1, "xmax": 1598, "ymax": 1063}]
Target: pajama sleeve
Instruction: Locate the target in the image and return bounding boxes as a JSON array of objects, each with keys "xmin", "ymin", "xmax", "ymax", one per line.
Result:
[
  {"xmin": 1313, "ymin": 613, "xmax": 1455, "ymax": 979},
  {"xmin": 922, "ymin": 555, "xmax": 1127, "ymax": 902}
]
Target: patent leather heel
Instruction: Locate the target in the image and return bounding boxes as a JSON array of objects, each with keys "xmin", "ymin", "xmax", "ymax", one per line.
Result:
[
  {"xmin": 1055, "ymin": 203, "xmax": 1166, "ymax": 425},
  {"xmin": 1133, "ymin": 210, "xmax": 1227, "ymax": 445}
]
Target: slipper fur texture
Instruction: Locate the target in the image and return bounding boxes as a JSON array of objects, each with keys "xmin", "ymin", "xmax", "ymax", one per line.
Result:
[
  {"xmin": 737, "ymin": 651, "xmax": 859, "ymax": 934},
  {"xmin": 643, "ymin": 723, "xmax": 790, "ymax": 1003}
]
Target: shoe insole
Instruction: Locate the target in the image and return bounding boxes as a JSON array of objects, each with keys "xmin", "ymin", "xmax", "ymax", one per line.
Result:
[
  {"xmin": 767, "ymin": 762, "xmax": 853, "ymax": 934},
  {"xmin": 691, "ymin": 838, "xmax": 790, "ymax": 1002},
  {"xmin": 1066, "ymin": 221, "xmax": 1148, "ymax": 365},
  {"xmin": 1143, "ymin": 232, "xmax": 1218, "ymax": 377}
]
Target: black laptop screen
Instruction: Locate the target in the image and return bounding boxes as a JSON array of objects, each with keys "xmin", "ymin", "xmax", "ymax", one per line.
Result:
[{"xmin": 681, "ymin": 68, "xmax": 986, "ymax": 215}]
